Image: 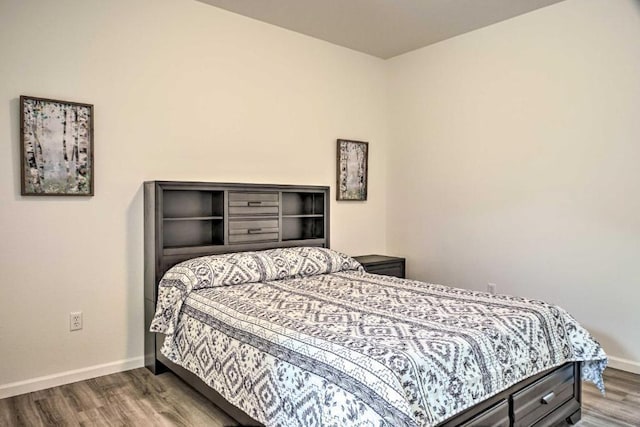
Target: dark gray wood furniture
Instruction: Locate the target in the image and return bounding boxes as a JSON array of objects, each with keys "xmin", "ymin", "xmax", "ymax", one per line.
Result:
[
  {"xmin": 144, "ymin": 180, "xmax": 582, "ymax": 427},
  {"xmin": 354, "ymin": 254, "xmax": 405, "ymax": 278},
  {"xmin": 443, "ymin": 362, "xmax": 582, "ymax": 426}
]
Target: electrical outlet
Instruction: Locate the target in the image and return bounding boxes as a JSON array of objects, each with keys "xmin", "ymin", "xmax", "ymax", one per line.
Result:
[
  {"xmin": 70, "ymin": 312, "xmax": 83, "ymax": 331},
  {"xmin": 487, "ymin": 283, "xmax": 497, "ymax": 295}
]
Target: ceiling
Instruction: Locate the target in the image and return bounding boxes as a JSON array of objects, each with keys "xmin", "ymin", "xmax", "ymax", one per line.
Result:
[{"xmin": 196, "ymin": 0, "xmax": 566, "ymax": 59}]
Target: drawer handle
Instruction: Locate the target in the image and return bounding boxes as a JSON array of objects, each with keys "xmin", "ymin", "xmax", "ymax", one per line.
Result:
[
  {"xmin": 247, "ymin": 228, "xmax": 263, "ymax": 234},
  {"xmin": 541, "ymin": 391, "xmax": 555, "ymax": 405},
  {"xmin": 247, "ymin": 201, "xmax": 262, "ymax": 206}
]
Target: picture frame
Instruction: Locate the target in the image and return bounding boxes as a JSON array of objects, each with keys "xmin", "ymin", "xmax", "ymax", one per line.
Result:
[
  {"xmin": 20, "ymin": 95, "xmax": 94, "ymax": 196},
  {"xmin": 336, "ymin": 139, "xmax": 368, "ymax": 201}
]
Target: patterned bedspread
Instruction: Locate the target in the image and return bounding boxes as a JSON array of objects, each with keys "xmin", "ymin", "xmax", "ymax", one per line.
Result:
[{"xmin": 150, "ymin": 247, "xmax": 607, "ymax": 427}]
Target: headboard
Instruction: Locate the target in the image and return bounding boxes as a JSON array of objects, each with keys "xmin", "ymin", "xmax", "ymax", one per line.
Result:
[{"xmin": 143, "ymin": 181, "xmax": 330, "ymax": 373}]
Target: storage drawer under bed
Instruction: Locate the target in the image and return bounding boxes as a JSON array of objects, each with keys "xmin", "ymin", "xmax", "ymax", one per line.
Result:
[
  {"xmin": 460, "ymin": 399, "xmax": 510, "ymax": 427},
  {"xmin": 512, "ymin": 363, "xmax": 576, "ymax": 426}
]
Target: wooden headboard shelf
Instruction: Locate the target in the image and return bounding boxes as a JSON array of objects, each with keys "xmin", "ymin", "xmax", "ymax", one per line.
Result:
[{"xmin": 143, "ymin": 181, "xmax": 330, "ymax": 373}]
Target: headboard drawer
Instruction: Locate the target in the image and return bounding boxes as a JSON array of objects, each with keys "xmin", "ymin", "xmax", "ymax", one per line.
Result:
[
  {"xmin": 229, "ymin": 191, "xmax": 279, "ymax": 216},
  {"xmin": 229, "ymin": 232, "xmax": 279, "ymax": 244},
  {"xmin": 229, "ymin": 218, "xmax": 279, "ymax": 244},
  {"xmin": 229, "ymin": 205, "xmax": 279, "ymax": 216}
]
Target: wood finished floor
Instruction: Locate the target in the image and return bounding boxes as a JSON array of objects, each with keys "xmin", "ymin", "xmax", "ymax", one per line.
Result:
[{"xmin": 0, "ymin": 367, "xmax": 638, "ymax": 426}]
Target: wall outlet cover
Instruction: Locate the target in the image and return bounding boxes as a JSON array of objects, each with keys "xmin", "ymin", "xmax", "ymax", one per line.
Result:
[{"xmin": 70, "ymin": 311, "xmax": 83, "ymax": 331}]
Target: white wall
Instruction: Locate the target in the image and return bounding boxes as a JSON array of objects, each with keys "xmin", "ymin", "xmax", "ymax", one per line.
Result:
[
  {"xmin": 387, "ymin": 0, "xmax": 640, "ymax": 371},
  {"xmin": 0, "ymin": 0, "xmax": 388, "ymax": 390}
]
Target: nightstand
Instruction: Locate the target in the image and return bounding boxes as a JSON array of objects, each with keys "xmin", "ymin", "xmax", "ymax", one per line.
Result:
[{"xmin": 353, "ymin": 255, "xmax": 406, "ymax": 278}]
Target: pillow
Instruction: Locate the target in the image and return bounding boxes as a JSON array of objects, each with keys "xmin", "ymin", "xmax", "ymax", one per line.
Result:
[
  {"xmin": 170, "ymin": 246, "xmax": 362, "ymax": 288},
  {"xmin": 171, "ymin": 250, "xmax": 288, "ymax": 289},
  {"xmin": 150, "ymin": 247, "xmax": 362, "ymax": 334},
  {"xmin": 270, "ymin": 246, "xmax": 364, "ymax": 279}
]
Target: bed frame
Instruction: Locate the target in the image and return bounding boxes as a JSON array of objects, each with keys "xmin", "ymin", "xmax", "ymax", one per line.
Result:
[{"xmin": 144, "ymin": 181, "xmax": 583, "ymax": 427}]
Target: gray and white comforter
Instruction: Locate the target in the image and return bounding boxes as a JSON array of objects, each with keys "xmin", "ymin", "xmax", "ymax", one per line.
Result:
[{"xmin": 150, "ymin": 247, "xmax": 607, "ymax": 427}]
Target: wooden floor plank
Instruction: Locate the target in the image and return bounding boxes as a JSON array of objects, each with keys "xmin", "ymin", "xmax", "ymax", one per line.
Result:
[
  {"xmin": 0, "ymin": 366, "xmax": 637, "ymax": 426},
  {"xmin": 582, "ymin": 368, "xmax": 640, "ymax": 427},
  {"xmin": 578, "ymin": 413, "xmax": 635, "ymax": 427}
]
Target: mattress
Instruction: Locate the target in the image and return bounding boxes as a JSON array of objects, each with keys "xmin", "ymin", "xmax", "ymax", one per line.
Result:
[{"xmin": 150, "ymin": 247, "xmax": 607, "ymax": 427}]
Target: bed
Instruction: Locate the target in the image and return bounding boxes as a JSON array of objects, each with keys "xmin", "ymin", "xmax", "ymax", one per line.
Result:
[{"xmin": 144, "ymin": 182, "xmax": 607, "ymax": 427}]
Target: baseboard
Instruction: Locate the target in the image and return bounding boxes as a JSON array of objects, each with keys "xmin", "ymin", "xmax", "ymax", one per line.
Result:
[
  {"xmin": 607, "ymin": 355, "xmax": 640, "ymax": 374},
  {"xmin": 0, "ymin": 356, "xmax": 144, "ymax": 399}
]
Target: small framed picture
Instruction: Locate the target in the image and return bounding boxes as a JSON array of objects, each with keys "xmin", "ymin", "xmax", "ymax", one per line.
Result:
[
  {"xmin": 20, "ymin": 95, "xmax": 94, "ymax": 196},
  {"xmin": 336, "ymin": 139, "xmax": 368, "ymax": 201}
]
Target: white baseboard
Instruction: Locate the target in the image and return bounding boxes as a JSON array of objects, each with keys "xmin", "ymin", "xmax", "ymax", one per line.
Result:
[
  {"xmin": 607, "ymin": 355, "xmax": 640, "ymax": 374},
  {"xmin": 0, "ymin": 356, "xmax": 144, "ymax": 399}
]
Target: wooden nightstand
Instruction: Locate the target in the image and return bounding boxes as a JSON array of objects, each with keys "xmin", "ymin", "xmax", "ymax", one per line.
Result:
[{"xmin": 353, "ymin": 255, "xmax": 406, "ymax": 278}]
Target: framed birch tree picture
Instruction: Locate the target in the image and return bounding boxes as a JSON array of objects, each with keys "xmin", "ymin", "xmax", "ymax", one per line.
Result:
[
  {"xmin": 336, "ymin": 139, "xmax": 368, "ymax": 201},
  {"xmin": 20, "ymin": 96, "xmax": 94, "ymax": 196}
]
